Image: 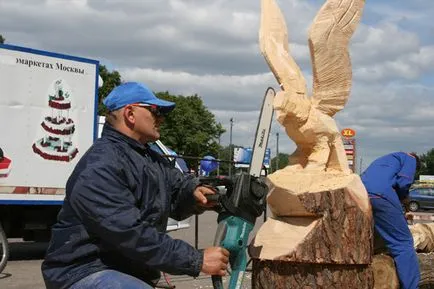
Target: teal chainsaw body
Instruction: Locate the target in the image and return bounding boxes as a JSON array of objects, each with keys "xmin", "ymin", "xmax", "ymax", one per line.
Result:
[
  {"xmin": 215, "ymin": 216, "xmax": 253, "ymax": 289},
  {"xmin": 204, "ymin": 87, "xmax": 275, "ymax": 289},
  {"xmin": 206, "ymin": 172, "xmax": 267, "ymax": 289}
]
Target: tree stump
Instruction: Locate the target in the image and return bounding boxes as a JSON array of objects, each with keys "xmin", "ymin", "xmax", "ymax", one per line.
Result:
[{"xmin": 250, "ymin": 171, "xmax": 373, "ymax": 288}]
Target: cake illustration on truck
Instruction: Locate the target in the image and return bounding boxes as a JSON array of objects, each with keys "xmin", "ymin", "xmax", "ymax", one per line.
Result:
[
  {"xmin": 0, "ymin": 147, "xmax": 12, "ymax": 178},
  {"xmin": 32, "ymin": 79, "xmax": 78, "ymax": 162}
]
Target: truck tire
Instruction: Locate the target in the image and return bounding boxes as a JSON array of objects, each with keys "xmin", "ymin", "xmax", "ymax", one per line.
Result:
[{"xmin": 0, "ymin": 223, "xmax": 9, "ymax": 273}]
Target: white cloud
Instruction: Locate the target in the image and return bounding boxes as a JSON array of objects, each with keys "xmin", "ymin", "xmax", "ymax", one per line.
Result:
[
  {"xmin": 353, "ymin": 23, "xmax": 420, "ymax": 64},
  {"xmin": 0, "ymin": 0, "xmax": 433, "ymax": 169}
]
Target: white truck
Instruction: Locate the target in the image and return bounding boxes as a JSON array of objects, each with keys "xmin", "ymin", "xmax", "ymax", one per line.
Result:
[{"xmin": 0, "ymin": 44, "xmax": 190, "ymax": 272}]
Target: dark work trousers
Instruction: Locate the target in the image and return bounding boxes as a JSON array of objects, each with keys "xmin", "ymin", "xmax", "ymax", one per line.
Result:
[
  {"xmin": 69, "ymin": 270, "xmax": 154, "ymax": 289},
  {"xmin": 370, "ymin": 194, "xmax": 420, "ymax": 289}
]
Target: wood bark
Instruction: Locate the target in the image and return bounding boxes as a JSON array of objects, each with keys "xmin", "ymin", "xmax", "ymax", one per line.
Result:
[
  {"xmin": 253, "ymin": 253, "xmax": 434, "ymax": 289},
  {"xmin": 420, "ymin": 253, "xmax": 434, "ymax": 288},
  {"xmin": 252, "ymin": 259, "xmax": 373, "ymax": 289},
  {"xmin": 280, "ymin": 185, "xmax": 372, "ymax": 264}
]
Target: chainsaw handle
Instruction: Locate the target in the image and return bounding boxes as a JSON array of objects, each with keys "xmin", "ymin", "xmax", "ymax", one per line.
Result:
[
  {"xmin": 209, "ymin": 222, "xmax": 228, "ymax": 289},
  {"xmin": 205, "ymin": 194, "xmax": 221, "ymax": 203},
  {"xmin": 211, "ymin": 275, "xmax": 224, "ymax": 289}
]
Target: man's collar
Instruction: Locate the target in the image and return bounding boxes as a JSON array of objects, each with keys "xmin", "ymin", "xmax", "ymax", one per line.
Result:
[{"xmin": 101, "ymin": 123, "xmax": 150, "ymax": 153}]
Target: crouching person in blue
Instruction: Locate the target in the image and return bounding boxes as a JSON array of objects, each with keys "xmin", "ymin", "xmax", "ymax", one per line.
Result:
[
  {"xmin": 361, "ymin": 152, "xmax": 421, "ymax": 289},
  {"xmin": 42, "ymin": 82, "xmax": 229, "ymax": 289}
]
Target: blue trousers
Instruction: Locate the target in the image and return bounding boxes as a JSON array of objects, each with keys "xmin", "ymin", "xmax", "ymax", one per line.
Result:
[
  {"xmin": 370, "ymin": 194, "xmax": 420, "ymax": 289},
  {"xmin": 69, "ymin": 270, "xmax": 154, "ymax": 289}
]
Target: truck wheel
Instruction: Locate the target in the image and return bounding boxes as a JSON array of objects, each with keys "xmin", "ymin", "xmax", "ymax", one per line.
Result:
[
  {"xmin": 408, "ymin": 201, "xmax": 419, "ymax": 212},
  {"xmin": 0, "ymin": 223, "xmax": 9, "ymax": 273}
]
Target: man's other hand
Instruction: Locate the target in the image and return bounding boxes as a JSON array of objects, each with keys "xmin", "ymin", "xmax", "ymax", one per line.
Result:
[
  {"xmin": 201, "ymin": 247, "xmax": 230, "ymax": 276},
  {"xmin": 194, "ymin": 186, "xmax": 218, "ymax": 208}
]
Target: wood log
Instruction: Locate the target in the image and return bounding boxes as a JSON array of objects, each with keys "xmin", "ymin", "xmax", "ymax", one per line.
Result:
[
  {"xmin": 371, "ymin": 254, "xmax": 399, "ymax": 289},
  {"xmin": 371, "ymin": 253, "xmax": 434, "ymax": 289},
  {"xmin": 253, "ymin": 254, "xmax": 434, "ymax": 289},
  {"xmin": 252, "ymin": 259, "xmax": 374, "ymax": 289},
  {"xmin": 410, "ymin": 223, "xmax": 434, "ymax": 252},
  {"xmin": 420, "ymin": 253, "xmax": 434, "ymax": 288},
  {"xmin": 376, "ymin": 223, "xmax": 434, "ymax": 254}
]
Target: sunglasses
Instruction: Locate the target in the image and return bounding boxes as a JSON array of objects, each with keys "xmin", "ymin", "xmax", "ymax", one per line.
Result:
[{"xmin": 131, "ymin": 103, "xmax": 165, "ymax": 117}]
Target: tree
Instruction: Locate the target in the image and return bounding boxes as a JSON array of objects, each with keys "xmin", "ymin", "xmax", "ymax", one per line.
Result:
[
  {"xmin": 98, "ymin": 65, "xmax": 122, "ymax": 115},
  {"xmin": 156, "ymin": 92, "xmax": 225, "ymax": 169},
  {"xmin": 215, "ymin": 145, "xmax": 233, "ymax": 176},
  {"xmin": 0, "ymin": 34, "xmax": 5, "ymax": 44},
  {"xmin": 269, "ymin": 153, "xmax": 290, "ymax": 173},
  {"xmin": 418, "ymin": 149, "xmax": 434, "ymax": 177}
]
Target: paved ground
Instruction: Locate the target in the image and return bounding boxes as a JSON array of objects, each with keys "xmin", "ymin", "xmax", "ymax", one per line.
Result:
[
  {"xmin": 0, "ymin": 211, "xmax": 266, "ymax": 289},
  {"xmin": 1, "ymin": 210, "xmax": 432, "ymax": 289}
]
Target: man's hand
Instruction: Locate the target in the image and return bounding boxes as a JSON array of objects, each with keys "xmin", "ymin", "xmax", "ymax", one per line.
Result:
[
  {"xmin": 194, "ymin": 186, "xmax": 218, "ymax": 208},
  {"xmin": 201, "ymin": 247, "xmax": 230, "ymax": 276}
]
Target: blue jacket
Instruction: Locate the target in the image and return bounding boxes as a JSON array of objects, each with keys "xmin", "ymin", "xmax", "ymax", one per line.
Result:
[
  {"xmin": 42, "ymin": 124, "xmax": 203, "ymax": 289},
  {"xmin": 361, "ymin": 152, "xmax": 416, "ymax": 201}
]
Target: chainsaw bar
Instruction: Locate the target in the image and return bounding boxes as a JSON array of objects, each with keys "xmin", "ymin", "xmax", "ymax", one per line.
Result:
[{"xmin": 249, "ymin": 87, "xmax": 275, "ymax": 177}]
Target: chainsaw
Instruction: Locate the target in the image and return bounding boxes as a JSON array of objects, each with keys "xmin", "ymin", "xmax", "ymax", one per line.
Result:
[{"xmin": 202, "ymin": 87, "xmax": 275, "ymax": 289}]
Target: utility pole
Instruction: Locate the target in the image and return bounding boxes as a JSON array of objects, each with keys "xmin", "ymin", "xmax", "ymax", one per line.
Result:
[
  {"xmin": 228, "ymin": 118, "xmax": 234, "ymax": 177},
  {"xmin": 276, "ymin": 132, "xmax": 279, "ymax": 171},
  {"xmin": 359, "ymin": 156, "xmax": 363, "ymax": 175},
  {"xmin": 217, "ymin": 134, "xmax": 221, "ymax": 176}
]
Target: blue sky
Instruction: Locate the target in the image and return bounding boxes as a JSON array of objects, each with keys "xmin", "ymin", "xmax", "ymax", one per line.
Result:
[{"xmin": 0, "ymin": 0, "xmax": 433, "ymax": 172}]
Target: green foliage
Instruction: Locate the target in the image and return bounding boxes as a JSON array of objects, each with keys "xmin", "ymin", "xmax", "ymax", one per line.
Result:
[
  {"xmin": 98, "ymin": 65, "xmax": 122, "ymax": 115},
  {"xmin": 0, "ymin": 34, "xmax": 5, "ymax": 44},
  {"xmin": 269, "ymin": 153, "xmax": 289, "ymax": 173},
  {"xmin": 156, "ymin": 92, "xmax": 225, "ymax": 169},
  {"xmin": 215, "ymin": 145, "xmax": 232, "ymax": 176},
  {"xmin": 418, "ymin": 149, "xmax": 434, "ymax": 177}
]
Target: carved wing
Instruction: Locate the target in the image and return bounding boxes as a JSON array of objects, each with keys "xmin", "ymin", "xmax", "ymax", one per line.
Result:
[
  {"xmin": 259, "ymin": 0, "xmax": 307, "ymax": 97},
  {"xmin": 309, "ymin": 0, "xmax": 365, "ymax": 116}
]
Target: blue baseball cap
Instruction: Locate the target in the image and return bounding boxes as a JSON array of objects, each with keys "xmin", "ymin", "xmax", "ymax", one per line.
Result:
[{"xmin": 103, "ymin": 82, "xmax": 175, "ymax": 113}]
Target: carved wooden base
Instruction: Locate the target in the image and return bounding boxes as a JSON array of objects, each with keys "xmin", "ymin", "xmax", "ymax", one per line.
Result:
[
  {"xmin": 252, "ymin": 259, "xmax": 374, "ymax": 289},
  {"xmin": 250, "ymin": 172, "xmax": 372, "ymax": 264},
  {"xmin": 250, "ymin": 171, "xmax": 373, "ymax": 288}
]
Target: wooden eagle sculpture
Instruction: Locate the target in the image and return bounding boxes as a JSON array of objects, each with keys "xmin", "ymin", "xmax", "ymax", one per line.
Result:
[{"xmin": 260, "ymin": 0, "xmax": 365, "ymax": 173}]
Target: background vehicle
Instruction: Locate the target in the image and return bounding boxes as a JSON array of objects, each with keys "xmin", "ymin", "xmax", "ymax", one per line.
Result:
[{"xmin": 408, "ymin": 187, "xmax": 434, "ymax": 212}]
